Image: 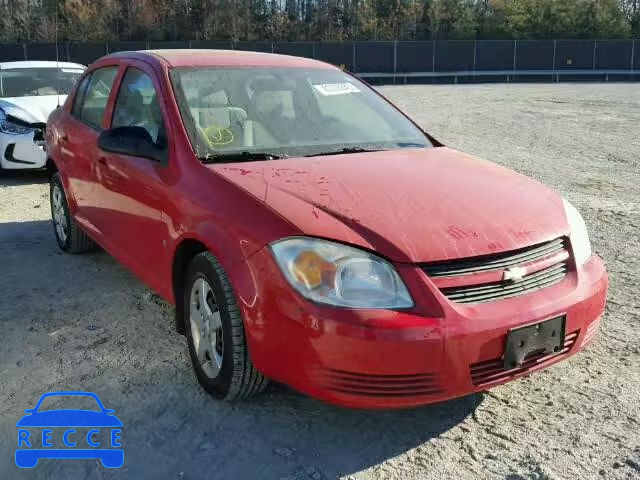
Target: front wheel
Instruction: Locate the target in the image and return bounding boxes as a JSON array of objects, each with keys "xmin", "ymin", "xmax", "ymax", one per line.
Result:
[
  {"xmin": 50, "ymin": 172, "xmax": 95, "ymax": 253},
  {"xmin": 184, "ymin": 252, "xmax": 268, "ymax": 400}
]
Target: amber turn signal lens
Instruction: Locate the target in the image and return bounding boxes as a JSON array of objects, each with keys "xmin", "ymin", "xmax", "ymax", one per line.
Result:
[{"xmin": 291, "ymin": 251, "xmax": 336, "ymax": 289}]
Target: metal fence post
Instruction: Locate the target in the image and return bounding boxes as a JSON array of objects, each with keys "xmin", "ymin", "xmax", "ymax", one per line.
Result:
[
  {"xmin": 512, "ymin": 39, "xmax": 517, "ymax": 71},
  {"xmin": 352, "ymin": 41, "xmax": 356, "ymax": 71},
  {"xmin": 631, "ymin": 40, "xmax": 636, "ymax": 71},
  {"xmin": 23, "ymin": 43, "xmax": 27, "ymax": 60},
  {"xmin": 432, "ymin": 40, "xmax": 436, "ymax": 73},
  {"xmin": 312, "ymin": 42, "xmax": 315, "ymax": 59},
  {"xmin": 592, "ymin": 40, "xmax": 597, "ymax": 70},
  {"xmin": 552, "ymin": 39, "xmax": 557, "ymax": 82},
  {"xmin": 393, "ymin": 40, "xmax": 398, "ymax": 83},
  {"xmin": 473, "ymin": 39, "xmax": 477, "ymax": 71},
  {"xmin": 393, "ymin": 40, "xmax": 397, "ymax": 74}
]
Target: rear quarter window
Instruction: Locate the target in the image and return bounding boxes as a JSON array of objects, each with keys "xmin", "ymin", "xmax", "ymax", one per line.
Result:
[
  {"xmin": 72, "ymin": 66, "xmax": 118, "ymax": 129},
  {"xmin": 72, "ymin": 74, "xmax": 92, "ymax": 116}
]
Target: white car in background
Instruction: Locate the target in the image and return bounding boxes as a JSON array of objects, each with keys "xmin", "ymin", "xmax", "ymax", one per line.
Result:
[{"xmin": 0, "ymin": 61, "xmax": 85, "ymax": 171}]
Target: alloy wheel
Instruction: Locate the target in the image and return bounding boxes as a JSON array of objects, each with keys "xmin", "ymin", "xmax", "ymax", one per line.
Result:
[
  {"xmin": 189, "ymin": 277, "xmax": 224, "ymax": 379},
  {"xmin": 52, "ymin": 185, "xmax": 68, "ymax": 244}
]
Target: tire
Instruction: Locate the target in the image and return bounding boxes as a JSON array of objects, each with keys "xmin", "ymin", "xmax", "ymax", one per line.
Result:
[
  {"xmin": 184, "ymin": 252, "xmax": 268, "ymax": 400},
  {"xmin": 50, "ymin": 172, "xmax": 96, "ymax": 253}
]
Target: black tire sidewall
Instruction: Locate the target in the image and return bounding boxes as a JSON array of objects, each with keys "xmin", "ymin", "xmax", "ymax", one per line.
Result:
[
  {"xmin": 50, "ymin": 173, "xmax": 71, "ymax": 251},
  {"xmin": 183, "ymin": 255, "xmax": 235, "ymax": 398}
]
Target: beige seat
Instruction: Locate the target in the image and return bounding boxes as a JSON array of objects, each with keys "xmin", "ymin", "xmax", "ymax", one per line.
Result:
[
  {"xmin": 250, "ymin": 90, "xmax": 293, "ymax": 147},
  {"xmin": 188, "ymin": 89, "xmax": 250, "ymax": 147}
]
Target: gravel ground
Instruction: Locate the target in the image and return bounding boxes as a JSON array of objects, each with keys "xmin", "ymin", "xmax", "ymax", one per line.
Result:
[{"xmin": 1, "ymin": 83, "xmax": 639, "ymax": 480}]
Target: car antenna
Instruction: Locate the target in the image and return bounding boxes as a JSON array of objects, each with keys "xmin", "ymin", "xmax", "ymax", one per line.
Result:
[{"xmin": 55, "ymin": 3, "xmax": 61, "ymax": 108}]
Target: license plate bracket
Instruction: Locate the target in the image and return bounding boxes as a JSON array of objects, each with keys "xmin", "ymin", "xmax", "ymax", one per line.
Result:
[{"xmin": 504, "ymin": 315, "xmax": 566, "ymax": 370}]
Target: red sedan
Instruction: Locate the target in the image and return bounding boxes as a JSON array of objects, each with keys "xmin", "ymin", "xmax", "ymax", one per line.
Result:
[{"xmin": 46, "ymin": 50, "xmax": 607, "ymax": 409}]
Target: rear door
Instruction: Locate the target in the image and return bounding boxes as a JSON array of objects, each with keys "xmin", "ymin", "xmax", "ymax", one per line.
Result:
[
  {"xmin": 91, "ymin": 62, "xmax": 172, "ymax": 292},
  {"xmin": 58, "ymin": 65, "xmax": 120, "ymax": 236}
]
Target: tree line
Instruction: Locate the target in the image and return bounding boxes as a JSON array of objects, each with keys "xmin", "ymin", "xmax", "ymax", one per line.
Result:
[{"xmin": 0, "ymin": 0, "xmax": 638, "ymax": 43}]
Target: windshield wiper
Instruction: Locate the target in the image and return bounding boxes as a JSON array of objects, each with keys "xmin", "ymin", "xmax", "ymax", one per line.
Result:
[
  {"xmin": 304, "ymin": 146, "xmax": 385, "ymax": 157},
  {"xmin": 396, "ymin": 142, "xmax": 428, "ymax": 148},
  {"xmin": 198, "ymin": 151, "xmax": 286, "ymax": 164}
]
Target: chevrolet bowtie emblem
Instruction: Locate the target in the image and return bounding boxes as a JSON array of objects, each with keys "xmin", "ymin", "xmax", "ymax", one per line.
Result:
[{"xmin": 503, "ymin": 266, "xmax": 527, "ymax": 282}]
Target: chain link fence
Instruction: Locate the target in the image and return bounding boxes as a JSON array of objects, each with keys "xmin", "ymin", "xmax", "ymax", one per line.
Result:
[{"xmin": 1, "ymin": 40, "xmax": 637, "ymax": 81}]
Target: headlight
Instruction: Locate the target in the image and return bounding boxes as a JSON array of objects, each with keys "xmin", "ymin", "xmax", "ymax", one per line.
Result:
[
  {"xmin": 270, "ymin": 237, "xmax": 414, "ymax": 309},
  {"xmin": 562, "ymin": 199, "xmax": 592, "ymax": 265},
  {"xmin": 0, "ymin": 109, "xmax": 34, "ymax": 135}
]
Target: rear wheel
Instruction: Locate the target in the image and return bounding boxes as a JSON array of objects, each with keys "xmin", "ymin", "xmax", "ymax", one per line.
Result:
[
  {"xmin": 184, "ymin": 252, "xmax": 268, "ymax": 400},
  {"xmin": 50, "ymin": 172, "xmax": 95, "ymax": 253}
]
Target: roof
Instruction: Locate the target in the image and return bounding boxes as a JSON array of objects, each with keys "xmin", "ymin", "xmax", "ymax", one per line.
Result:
[
  {"xmin": 102, "ymin": 49, "xmax": 336, "ymax": 70},
  {"xmin": 0, "ymin": 60, "xmax": 86, "ymax": 70}
]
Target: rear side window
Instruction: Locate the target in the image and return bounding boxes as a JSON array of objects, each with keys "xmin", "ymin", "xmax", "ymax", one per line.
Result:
[
  {"xmin": 72, "ymin": 74, "xmax": 92, "ymax": 116},
  {"xmin": 73, "ymin": 66, "xmax": 118, "ymax": 128}
]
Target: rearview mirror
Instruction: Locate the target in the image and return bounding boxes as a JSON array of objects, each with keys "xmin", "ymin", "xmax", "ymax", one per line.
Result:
[{"xmin": 97, "ymin": 126, "xmax": 167, "ymax": 164}]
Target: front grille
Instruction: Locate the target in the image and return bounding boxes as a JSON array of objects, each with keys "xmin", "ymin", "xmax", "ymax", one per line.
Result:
[
  {"xmin": 423, "ymin": 238, "xmax": 566, "ymax": 277},
  {"xmin": 440, "ymin": 263, "xmax": 568, "ymax": 304},
  {"xmin": 321, "ymin": 369, "xmax": 443, "ymax": 398},
  {"xmin": 423, "ymin": 237, "xmax": 570, "ymax": 304},
  {"xmin": 469, "ymin": 330, "xmax": 579, "ymax": 386}
]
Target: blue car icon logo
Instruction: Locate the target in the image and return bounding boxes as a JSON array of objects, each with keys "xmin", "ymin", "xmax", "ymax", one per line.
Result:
[{"xmin": 16, "ymin": 391, "xmax": 123, "ymax": 468}]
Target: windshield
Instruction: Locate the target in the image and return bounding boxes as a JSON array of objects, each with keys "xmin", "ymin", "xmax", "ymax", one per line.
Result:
[
  {"xmin": 0, "ymin": 67, "xmax": 84, "ymax": 98},
  {"xmin": 170, "ymin": 67, "xmax": 431, "ymax": 159}
]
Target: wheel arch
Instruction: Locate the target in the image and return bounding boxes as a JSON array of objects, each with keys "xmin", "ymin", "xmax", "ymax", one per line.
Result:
[
  {"xmin": 45, "ymin": 157, "xmax": 58, "ymax": 178},
  {"xmin": 171, "ymin": 238, "xmax": 209, "ymax": 334}
]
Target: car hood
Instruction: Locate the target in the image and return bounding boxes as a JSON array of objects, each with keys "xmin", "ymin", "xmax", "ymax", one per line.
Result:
[
  {"xmin": 210, "ymin": 147, "xmax": 569, "ymax": 263},
  {"xmin": 0, "ymin": 95, "xmax": 65, "ymax": 124},
  {"xmin": 16, "ymin": 410, "xmax": 123, "ymax": 427}
]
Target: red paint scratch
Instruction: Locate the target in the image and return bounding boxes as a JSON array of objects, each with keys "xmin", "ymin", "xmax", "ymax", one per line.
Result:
[{"xmin": 224, "ymin": 167, "xmax": 254, "ymax": 176}]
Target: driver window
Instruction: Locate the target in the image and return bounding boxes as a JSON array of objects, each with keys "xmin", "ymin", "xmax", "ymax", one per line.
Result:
[{"xmin": 112, "ymin": 68, "xmax": 165, "ymax": 146}]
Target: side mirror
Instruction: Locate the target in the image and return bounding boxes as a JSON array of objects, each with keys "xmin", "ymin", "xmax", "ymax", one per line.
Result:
[{"xmin": 98, "ymin": 126, "xmax": 167, "ymax": 164}]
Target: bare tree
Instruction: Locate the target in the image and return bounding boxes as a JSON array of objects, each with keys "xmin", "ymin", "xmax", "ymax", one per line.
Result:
[{"xmin": 0, "ymin": 0, "xmax": 635, "ymax": 43}]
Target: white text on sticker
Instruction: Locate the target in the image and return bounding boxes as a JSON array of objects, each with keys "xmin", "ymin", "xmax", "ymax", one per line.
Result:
[{"xmin": 313, "ymin": 83, "xmax": 361, "ymax": 96}]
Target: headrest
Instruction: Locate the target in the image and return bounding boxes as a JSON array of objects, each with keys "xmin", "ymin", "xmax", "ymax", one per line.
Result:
[
  {"xmin": 122, "ymin": 90, "xmax": 145, "ymax": 108},
  {"xmin": 187, "ymin": 87, "xmax": 229, "ymax": 108},
  {"xmin": 201, "ymin": 89, "xmax": 228, "ymax": 106}
]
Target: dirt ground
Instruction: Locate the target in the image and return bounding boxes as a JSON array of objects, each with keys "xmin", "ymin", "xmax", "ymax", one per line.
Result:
[{"xmin": 1, "ymin": 83, "xmax": 639, "ymax": 480}]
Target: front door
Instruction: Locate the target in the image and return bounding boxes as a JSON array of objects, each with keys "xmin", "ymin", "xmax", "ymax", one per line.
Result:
[{"xmin": 91, "ymin": 63, "xmax": 173, "ymax": 294}]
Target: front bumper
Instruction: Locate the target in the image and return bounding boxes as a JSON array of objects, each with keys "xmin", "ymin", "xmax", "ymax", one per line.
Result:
[
  {"xmin": 240, "ymin": 250, "xmax": 608, "ymax": 409},
  {"xmin": 0, "ymin": 131, "xmax": 46, "ymax": 170}
]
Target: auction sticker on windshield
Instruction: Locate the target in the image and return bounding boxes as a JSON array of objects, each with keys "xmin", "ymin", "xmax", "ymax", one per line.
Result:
[
  {"xmin": 15, "ymin": 391, "xmax": 123, "ymax": 469},
  {"xmin": 313, "ymin": 83, "xmax": 361, "ymax": 95}
]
